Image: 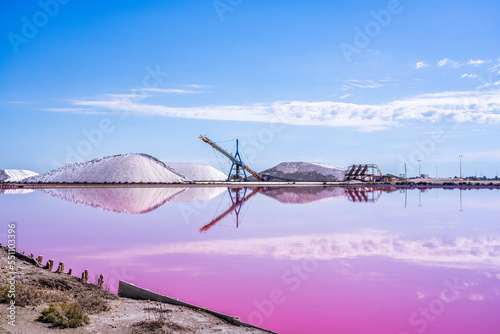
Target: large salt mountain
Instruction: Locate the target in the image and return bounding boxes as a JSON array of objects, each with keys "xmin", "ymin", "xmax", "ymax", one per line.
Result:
[
  {"xmin": 0, "ymin": 169, "xmax": 38, "ymax": 182},
  {"xmin": 259, "ymin": 162, "xmax": 346, "ymax": 182},
  {"xmin": 166, "ymin": 163, "xmax": 227, "ymax": 181},
  {"xmin": 23, "ymin": 153, "xmax": 190, "ymax": 183}
]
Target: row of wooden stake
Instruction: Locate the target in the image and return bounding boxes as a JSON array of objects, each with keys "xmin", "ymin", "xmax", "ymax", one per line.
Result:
[
  {"xmin": 1, "ymin": 246, "xmax": 105, "ymax": 289},
  {"xmin": 28, "ymin": 253, "xmax": 104, "ymax": 289}
]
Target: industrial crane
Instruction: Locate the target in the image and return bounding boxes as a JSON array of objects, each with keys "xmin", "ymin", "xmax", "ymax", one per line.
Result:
[{"xmin": 199, "ymin": 136, "xmax": 263, "ymax": 181}]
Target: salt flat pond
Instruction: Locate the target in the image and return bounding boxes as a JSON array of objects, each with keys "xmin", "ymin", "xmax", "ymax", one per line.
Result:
[{"xmin": 1, "ymin": 186, "xmax": 500, "ymax": 334}]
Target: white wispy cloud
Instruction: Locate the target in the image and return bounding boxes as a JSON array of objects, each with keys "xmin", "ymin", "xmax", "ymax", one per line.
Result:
[
  {"xmin": 185, "ymin": 84, "xmax": 214, "ymax": 89},
  {"xmin": 476, "ymin": 83, "xmax": 491, "ymax": 89},
  {"xmin": 437, "ymin": 58, "xmax": 461, "ymax": 68},
  {"xmin": 44, "ymin": 107, "xmax": 109, "ymax": 115},
  {"xmin": 77, "ymin": 231, "xmax": 500, "ymax": 270},
  {"xmin": 65, "ymin": 88, "xmax": 500, "ymax": 131},
  {"xmin": 339, "ymin": 93, "xmax": 351, "ymax": 99},
  {"xmin": 437, "ymin": 58, "xmax": 449, "ymax": 67},
  {"xmin": 416, "ymin": 61, "xmax": 429, "ymax": 69},
  {"xmin": 461, "ymin": 73, "xmax": 478, "ymax": 79},
  {"xmin": 437, "ymin": 58, "xmax": 493, "ymax": 68},
  {"xmin": 468, "ymin": 59, "xmax": 489, "ymax": 65},
  {"xmin": 342, "ymin": 79, "xmax": 387, "ymax": 90},
  {"xmin": 487, "ymin": 63, "xmax": 500, "ymax": 74}
]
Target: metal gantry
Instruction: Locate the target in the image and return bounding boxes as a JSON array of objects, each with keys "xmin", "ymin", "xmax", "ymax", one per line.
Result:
[
  {"xmin": 199, "ymin": 136, "xmax": 263, "ymax": 181},
  {"xmin": 345, "ymin": 164, "xmax": 383, "ymax": 181}
]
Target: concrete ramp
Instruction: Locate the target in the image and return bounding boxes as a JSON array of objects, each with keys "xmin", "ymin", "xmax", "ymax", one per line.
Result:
[{"xmin": 118, "ymin": 280, "xmax": 277, "ymax": 333}]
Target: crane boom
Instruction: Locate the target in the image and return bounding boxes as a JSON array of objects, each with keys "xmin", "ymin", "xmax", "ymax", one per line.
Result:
[
  {"xmin": 199, "ymin": 136, "xmax": 263, "ymax": 181},
  {"xmin": 199, "ymin": 187, "xmax": 262, "ymax": 232}
]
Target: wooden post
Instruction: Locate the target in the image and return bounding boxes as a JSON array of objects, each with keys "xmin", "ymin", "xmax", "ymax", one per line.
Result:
[
  {"xmin": 56, "ymin": 262, "xmax": 65, "ymax": 273},
  {"xmin": 29, "ymin": 253, "xmax": 34, "ymax": 259},
  {"xmin": 36, "ymin": 255, "xmax": 43, "ymax": 265},
  {"xmin": 82, "ymin": 270, "xmax": 89, "ymax": 283},
  {"xmin": 46, "ymin": 259, "xmax": 54, "ymax": 271},
  {"xmin": 68, "ymin": 268, "xmax": 72, "ymax": 276},
  {"xmin": 98, "ymin": 274, "xmax": 104, "ymax": 289}
]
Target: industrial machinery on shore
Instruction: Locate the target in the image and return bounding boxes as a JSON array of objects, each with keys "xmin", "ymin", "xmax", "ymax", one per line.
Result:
[
  {"xmin": 199, "ymin": 136, "xmax": 263, "ymax": 181},
  {"xmin": 200, "ymin": 136, "xmax": 394, "ymax": 183},
  {"xmin": 345, "ymin": 164, "xmax": 383, "ymax": 181}
]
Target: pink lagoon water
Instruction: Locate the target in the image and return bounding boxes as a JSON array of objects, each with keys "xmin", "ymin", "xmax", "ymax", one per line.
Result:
[{"xmin": 1, "ymin": 186, "xmax": 500, "ymax": 333}]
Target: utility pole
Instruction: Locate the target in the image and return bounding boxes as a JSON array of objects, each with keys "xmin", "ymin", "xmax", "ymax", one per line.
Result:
[
  {"xmin": 417, "ymin": 160, "xmax": 422, "ymax": 178},
  {"xmin": 459, "ymin": 155, "xmax": 463, "ymax": 179},
  {"xmin": 435, "ymin": 167, "xmax": 438, "ymax": 178}
]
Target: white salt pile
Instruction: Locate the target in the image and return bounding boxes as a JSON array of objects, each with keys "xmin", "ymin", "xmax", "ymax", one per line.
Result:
[
  {"xmin": 23, "ymin": 153, "xmax": 190, "ymax": 183},
  {"xmin": 0, "ymin": 189, "xmax": 35, "ymax": 195},
  {"xmin": 259, "ymin": 162, "xmax": 346, "ymax": 182},
  {"xmin": 167, "ymin": 163, "xmax": 227, "ymax": 181},
  {"xmin": 0, "ymin": 169, "xmax": 38, "ymax": 182}
]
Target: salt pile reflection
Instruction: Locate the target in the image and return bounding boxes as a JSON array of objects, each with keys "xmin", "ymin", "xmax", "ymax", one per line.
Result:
[
  {"xmin": 34, "ymin": 186, "xmax": 402, "ymax": 214},
  {"xmin": 2, "ymin": 186, "xmax": 500, "ymax": 333},
  {"xmin": 39, "ymin": 187, "xmax": 226, "ymax": 214}
]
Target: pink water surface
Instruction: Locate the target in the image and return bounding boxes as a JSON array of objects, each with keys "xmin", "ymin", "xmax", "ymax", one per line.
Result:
[{"xmin": 1, "ymin": 186, "xmax": 500, "ymax": 333}]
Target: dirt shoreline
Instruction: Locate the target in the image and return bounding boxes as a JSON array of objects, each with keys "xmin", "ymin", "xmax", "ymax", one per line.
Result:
[{"xmin": 0, "ymin": 248, "xmax": 270, "ymax": 334}]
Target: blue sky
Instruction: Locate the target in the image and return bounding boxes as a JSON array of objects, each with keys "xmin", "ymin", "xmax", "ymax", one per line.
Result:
[{"xmin": 1, "ymin": 0, "xmax": 500, "ymax": 178}]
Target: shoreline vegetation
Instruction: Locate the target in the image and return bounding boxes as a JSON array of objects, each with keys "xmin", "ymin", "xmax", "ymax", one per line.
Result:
[{"xmin": 0, "ymin": 247, "xmax": 272, "ymax": 334}]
